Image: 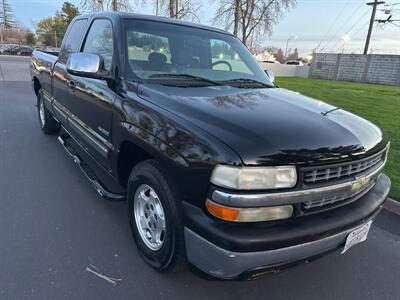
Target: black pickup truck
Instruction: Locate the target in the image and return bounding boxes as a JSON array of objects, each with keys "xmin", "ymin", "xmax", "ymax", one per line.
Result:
[{"xmin": 31, "ymin": 12, "xmax": 391, "ymax": 280}]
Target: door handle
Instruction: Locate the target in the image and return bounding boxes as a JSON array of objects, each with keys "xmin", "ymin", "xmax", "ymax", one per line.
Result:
[{"xmin": 68, "ymin": 80, "xmax": 76, "ymax": 91}]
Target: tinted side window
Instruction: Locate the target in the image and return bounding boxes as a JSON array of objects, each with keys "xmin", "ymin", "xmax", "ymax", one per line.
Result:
[
  {"xmin": 83, "ymin": 19, "xmax": 114, "ymax": 71},
  {"xmin": 59, "ymin": 19, "xmax": 87, "ymax": 64}
]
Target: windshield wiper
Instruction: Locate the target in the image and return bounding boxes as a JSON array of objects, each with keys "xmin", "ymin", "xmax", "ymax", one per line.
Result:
[
  {"xmin": 148, "ymin": 73, "xmax": 222, "ymax": 86},
  {"xmin": 220, "ymin": 78, "xmax": 274, "ymax": 88}
]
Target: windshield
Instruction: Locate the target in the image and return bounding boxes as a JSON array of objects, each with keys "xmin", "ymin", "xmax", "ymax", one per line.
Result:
[{"xmin": 123, "ymin": 19, "xmax": 273, "ymax": 87}]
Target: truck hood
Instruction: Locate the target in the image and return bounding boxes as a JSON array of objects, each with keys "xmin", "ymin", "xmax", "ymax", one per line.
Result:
[{"xmin": 138, "ymin": 84, "xmax": 387, "ymax": 165}]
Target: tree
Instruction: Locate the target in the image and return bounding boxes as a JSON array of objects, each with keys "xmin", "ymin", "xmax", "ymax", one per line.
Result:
[
  {"xmin": 81, "ymin": 0, "xmax": 104, "ymax": 11},
  {"xmin": 36, "ymin": 2, "xmax": 80, "ymax": 47},
  {"xmin": 61, "ymin": 2, "xmax": 80, "ymax": 25},
  {"xmin": 287, "ymin": 47, "xmax": 298, "ymax": 60},
  {"xmin": 36, "ymin": 17, "xmax": 57, "ymax": 46},
  {"xmin": 0, "ymin": 0, "xmax": 16, "ymax": 31},
  {"xmin": 25, "ymin": 31, "xmax": 36, "ymax": 45},
  {"xmin": 274, "ymin": 48, "xmax": 284, "ymax": 63},
  {"xmin": 213, "ymin": 0, "xmax": 296, "ymax": 46},
  {"xmin": 81, "ymin": 0, "xmax": 131, "ymax": 12},
  {"xmin": 0, "ymin": 25, "xmax": 31, "ymax": 44},
  {"xmin": 157, "ymin": 0, "xmax": 200, "ymax": 21},
  {"xmin": 109, "ymin": 0, "xmax": 132, "ymax": 11},
  {"xmin": 213, "ymin": 0, "xmax": 240, "ymax": 35},
  {"xmin": 233, "ymin": 0, "xmax": 240, "ymax": 35}
]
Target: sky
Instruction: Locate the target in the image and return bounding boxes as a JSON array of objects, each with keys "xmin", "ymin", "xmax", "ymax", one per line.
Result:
[{"xmin": 9, "ymin": 0, "xmax": 400, "ymax": 56}]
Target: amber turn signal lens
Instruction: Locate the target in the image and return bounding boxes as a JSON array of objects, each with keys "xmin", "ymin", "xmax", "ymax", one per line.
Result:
[
  {"xmin": 206, "ymin": 199, "xmax": 239, "ymax": 221},
  {"xmin": 206, "ymin": 199, "xmax": 293, "ymax": 222}
]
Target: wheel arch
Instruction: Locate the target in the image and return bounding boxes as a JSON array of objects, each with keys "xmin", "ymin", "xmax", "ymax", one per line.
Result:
[
  {"xmin": 115, "ymin": 123, "xmax": 191, "ymax": 189},
  {"xmin": 117, "ymin": 140, "xmax": 155, "ymax": 188},
  {"xmin": 33, "ymin": 76, "xmax": 41, "ymax": 96}
]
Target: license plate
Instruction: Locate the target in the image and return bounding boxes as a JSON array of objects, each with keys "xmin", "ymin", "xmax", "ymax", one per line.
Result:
[{"xmin": 341, "ymin": 220, "xmax": 372, "ymax": 254}]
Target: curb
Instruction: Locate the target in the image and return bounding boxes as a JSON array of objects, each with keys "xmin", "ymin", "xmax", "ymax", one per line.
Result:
[{"xmin": 383, "ymin": 198, "xmax": 400, "ymax": 215}]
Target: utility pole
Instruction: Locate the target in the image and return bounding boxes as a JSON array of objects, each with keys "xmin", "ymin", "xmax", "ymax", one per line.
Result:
[
  {"xmin": 54, "ymin": 31, "xmax": 57, "ymax": 48},
  {"xmin": 155, "ymin": 0, "xmax": 159, "ymax": 16},
  {"xmin": 285, "ymin": 36, "xmax": 297, "ymax": 59},
  {"xmin": 363, "ymin": 0, "xmax": 385, "ymax": 55}
]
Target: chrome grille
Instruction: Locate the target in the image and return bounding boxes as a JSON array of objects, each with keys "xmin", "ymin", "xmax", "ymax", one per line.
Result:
[
  {"xmin": 303, "ymin": 150, "xmax": 386, "ymax": 185},
  {"xmin": 300, "ymin": 147, "xmax": 388, "ymax": 212},
  {"xmin": 302, "ymin": 180, "xmax": 375, "ymax": 210}
]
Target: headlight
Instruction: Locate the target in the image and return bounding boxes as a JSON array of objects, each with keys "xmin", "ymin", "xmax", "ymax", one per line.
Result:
[{"xmin": 210, "ymin": 165, "xmax": 297, "ymax": 190}]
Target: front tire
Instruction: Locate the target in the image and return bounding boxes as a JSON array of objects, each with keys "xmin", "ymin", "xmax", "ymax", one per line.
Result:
[
  {"xmin": 127, "ymin": 160, "xmax": 185, "ymax": 273},
  {"xmin": 37, "ymin": 89, "xmax": 60, "ymax": 134}
]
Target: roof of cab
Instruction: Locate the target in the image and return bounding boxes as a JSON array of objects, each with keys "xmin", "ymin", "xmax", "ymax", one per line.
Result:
[{"xmin": 77, "ymin": 12, "xmax": 234, "ymax": 36}]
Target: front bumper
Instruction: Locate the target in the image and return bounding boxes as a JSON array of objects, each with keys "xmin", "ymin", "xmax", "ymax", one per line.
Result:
[
  {"xmin": 184, "ymin": 174, "xmax": 391, "ymax": 280},
  {"xmin": 185, "ymin": 222, "xmax": 365, "ymax": 280}
]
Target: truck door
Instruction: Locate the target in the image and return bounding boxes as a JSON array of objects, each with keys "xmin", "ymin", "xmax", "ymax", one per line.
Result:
[
  {"xmin": 65, "ymin": 18, "xmax": 116, "ymax": 171},
  {"xmin": 52, "ymin": 18, "xmax": 88, "ymax": 125}
]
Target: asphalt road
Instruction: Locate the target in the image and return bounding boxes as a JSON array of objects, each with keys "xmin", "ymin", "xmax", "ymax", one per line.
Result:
[{"xmin": 1, "ymin": 55, "xmax": 400, "ymax": 300}]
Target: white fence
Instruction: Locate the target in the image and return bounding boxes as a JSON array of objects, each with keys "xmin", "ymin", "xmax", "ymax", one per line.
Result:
[{"xmin": 258, "ymin": 62, "xmax": 310, "ymax": 78}]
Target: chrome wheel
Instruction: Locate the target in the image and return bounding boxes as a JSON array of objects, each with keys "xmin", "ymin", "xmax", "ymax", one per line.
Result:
[
  {"xmin": 134, "ymin": 184, "xmax": 166, "ymax": 251},
  {"xmin": 39, "ymin": 99, "xmax": 45, "ymax": 127}
]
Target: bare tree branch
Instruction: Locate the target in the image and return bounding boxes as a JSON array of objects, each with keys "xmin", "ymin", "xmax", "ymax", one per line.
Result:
[
  {"xmin": 213, "ymin": 0, "xmax": 296, "ymax": 45},
  {"xmin": 81, "ymin": 0, "xmax": 135, "ymax": 12}
]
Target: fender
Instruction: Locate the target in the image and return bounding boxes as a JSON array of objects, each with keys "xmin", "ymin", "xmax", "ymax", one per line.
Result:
[{"xmin": 110, "ymin": 80, "xmax": 242, "ymax": 206}]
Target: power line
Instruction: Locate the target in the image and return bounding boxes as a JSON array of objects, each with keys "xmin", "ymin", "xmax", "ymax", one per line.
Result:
[
  {"xmin": 320, "ymin": 11, "xmax": 367, "ymax": 51},
  {"xmin": 323, "ymin": 8, "xmax": 371, "ymax": 52},
  {"xmin": 389, "ymin": 21, "xmax": 400, "ymax": 27},
  {"xmin": 324, "ymin": 1, "xmax": 390, "ymax": 55},
  {"xmin": 317, "ymin": 6, "xmax": 370, "ymax": 53},
  {"xmin": 319, "ymin": 2, "xmax": 367, "ymax": 52},
  {"xmin": 352, "ymin": 20, "xmax": 371, "ymax": 35},
  {"xmin": 322, "ymin": 17, "xmax": 370, "ymax": 53},
  {"xmin": 313, "ymin": 0, "xmax": 353, "ymax": 51},
  {"xmin": 346, "ymin": 8, "xmax": 371, "ymax": 33}
]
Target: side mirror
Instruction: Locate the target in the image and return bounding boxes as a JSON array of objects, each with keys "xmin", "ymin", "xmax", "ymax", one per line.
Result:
[
  {"xmin": 264, "ymin": 69, "xmax": 275, "ymax": 83},
  {"xmin": 66, "ymin": 53, "xmax": 109, "ymax": 79}
]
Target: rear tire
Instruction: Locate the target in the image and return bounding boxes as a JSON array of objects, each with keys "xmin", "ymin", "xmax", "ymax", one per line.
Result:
[
  {"xmin": 37, "ymin": 89, "xmax": 60, "ymax": 135},
  {"xmin": 127, "ymin": 160, "xmax": 185, "ymax": 273}
]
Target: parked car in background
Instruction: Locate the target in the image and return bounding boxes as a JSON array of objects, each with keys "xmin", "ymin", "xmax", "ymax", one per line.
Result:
[
  {"xmin": 31, "ymin": 12, "xmax": 391, "ymax": 280},
  {"xmin": 0, "ymin": 44, "xmax": 33, "ymax": 56},
  {"xmin": 286, "ymin": 60, "xmax": 304, "ymax": 66},
  {"xmin": 263, "ymin": 60, "xmax": 280, "ymax": 64}
]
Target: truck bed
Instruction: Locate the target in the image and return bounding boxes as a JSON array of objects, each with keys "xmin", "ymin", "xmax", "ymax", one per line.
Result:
[
  {"xmin": 31, "ymin": 50, "xmax": 58, "ymax": 72},
  {"xmin": 31, "ymin": 50, "xmax": 59, "ymax": 97}
]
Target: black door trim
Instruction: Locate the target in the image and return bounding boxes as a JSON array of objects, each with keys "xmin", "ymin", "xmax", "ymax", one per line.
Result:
[{"xmin": 52, "ymin": 98, "xmax": 113, "ymax": 158}]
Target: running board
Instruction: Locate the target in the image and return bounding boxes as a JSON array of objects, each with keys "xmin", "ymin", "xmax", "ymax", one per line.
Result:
[{"xmin": 58, "ymin": 133, "xmax": 126, "ymax": 201}]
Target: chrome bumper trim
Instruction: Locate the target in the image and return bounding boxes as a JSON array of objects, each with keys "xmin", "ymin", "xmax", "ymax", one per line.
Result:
[
  {"xmin": 212, "ymin": 160, "xmax": 386, "ymax": 208},
  {"xmin": 185, "ymin": 224, "xmax": 359, "ymax": 280}
]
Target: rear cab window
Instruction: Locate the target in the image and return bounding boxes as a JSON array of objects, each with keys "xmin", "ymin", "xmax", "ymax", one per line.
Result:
[{"xmin": 59, "ymin": 18, "xmax": 88, "ymax": 64}]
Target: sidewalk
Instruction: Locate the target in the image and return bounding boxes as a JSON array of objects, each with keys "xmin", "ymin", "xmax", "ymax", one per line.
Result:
[{"xmin": 384, "ymin": 198, "xmax": 400, "ymax": 215}]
